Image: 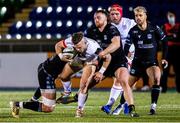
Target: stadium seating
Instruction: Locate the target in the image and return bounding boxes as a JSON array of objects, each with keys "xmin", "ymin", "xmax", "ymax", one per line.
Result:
[{"xmin": 5, "ymin": 0, "xmax": 180, "ymax": 40}]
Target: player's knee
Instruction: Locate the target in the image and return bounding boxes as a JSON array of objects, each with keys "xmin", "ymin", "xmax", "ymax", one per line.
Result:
[
  {"xmin": 59, "ymin": 75, "xmax": 70, "ymax": 82},
  {"xmin": 43, "ymin": 105, "xmax": 55, "ymax": 113},
  {"xmin": 42, "ymin": 96, "xmax": 56, "ymax": 112}
]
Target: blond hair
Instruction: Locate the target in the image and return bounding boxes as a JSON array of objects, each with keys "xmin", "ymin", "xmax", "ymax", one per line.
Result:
[{"xmin": 133, "ymin": 6, "xmax": 147, "ymax": 13}]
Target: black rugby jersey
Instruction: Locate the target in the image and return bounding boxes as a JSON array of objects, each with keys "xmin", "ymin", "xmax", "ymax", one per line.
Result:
[
  {"xmin": 84, "ymin": 23, "xmax": 126, "ymax": 60},
  {"xmin": 125, "ymin": 22, "xmax": 167, "ymax": 62},
  {"xmin": 43, "ymin": 54, "xmax": 66, "ymax": 78}
]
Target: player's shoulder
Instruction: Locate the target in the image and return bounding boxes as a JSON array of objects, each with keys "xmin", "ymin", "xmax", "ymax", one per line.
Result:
[{"xmin": 121, "ymin": 17, "xmax": 135, "ymax": 23}]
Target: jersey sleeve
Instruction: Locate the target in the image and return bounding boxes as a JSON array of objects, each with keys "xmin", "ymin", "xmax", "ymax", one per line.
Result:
[
  {"xmin": 63, "ymin": 37, "xmax": 74, "ymax": 48},
  {"xmin": 124, "ymin": 29, "xmax": 134, "ymax": 56},
  {"xmin": 84, "ymin": 27, "xmax": 94, "ymax": 39},
  {"xmin": 109, "ymin": 25, "xmax": 120, "ymax": 38},
  {"xmin": 155, "ymin": 25, "xmax": 168, "ymax": 59}
]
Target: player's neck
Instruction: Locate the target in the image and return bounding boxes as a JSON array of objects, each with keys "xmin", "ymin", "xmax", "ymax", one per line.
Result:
[
  {"xmin": 138, "ymin": 22, "xmax": 147, "ymax": 31},
  {"xmin": 98, "ymin": 22, "xmax": 107, "ymax": 32}
]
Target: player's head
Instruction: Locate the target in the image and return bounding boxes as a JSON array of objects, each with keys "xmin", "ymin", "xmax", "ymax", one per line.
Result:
[
  {"xmin": 133, "ymin": 6, "xmax": 147, "ymax": 25},
  {"xmin": 72, "ymin": 32, "xmax": 86, "ymax": 53},
  {"xmin": 167, "ymin": 11, "xmax": 176, "ymax": 25},
  {"xmin": 94, "ymin": 10, "xmax": 108, "ymax": 28},
  {"xmin": 109, "ymin": 4, "xmax": 123, "ymax": 24}
]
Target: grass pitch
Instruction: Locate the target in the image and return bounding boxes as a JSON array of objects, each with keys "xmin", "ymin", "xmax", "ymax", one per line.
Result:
[{"xmin": 0, "ymin": 90, "xmax": 180, "ymax": 122}]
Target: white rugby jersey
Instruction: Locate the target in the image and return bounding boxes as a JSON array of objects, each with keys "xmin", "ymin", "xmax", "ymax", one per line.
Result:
[
  {"xmin": 63, "ymin": 37, "xmax": 101, "ymax": 62},
  {"xmin": 111, "ymin": 17, "xmax": 136, "ymax": 47}
]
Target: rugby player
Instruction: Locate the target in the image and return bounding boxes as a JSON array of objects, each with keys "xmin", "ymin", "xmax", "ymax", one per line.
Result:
[{"xmin": 118, "ymin": 6, "xmax": 168, "ymax": 115}]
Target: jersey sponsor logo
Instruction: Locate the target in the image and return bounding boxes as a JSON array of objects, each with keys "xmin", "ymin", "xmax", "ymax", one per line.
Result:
[
  {"xmin": 138, "ymin": 44, "xmax": 154, "ymax": 48},
  {"xmin": 137, "ymin": 40, "xmax": 143, "ymax": 44},
  {"xmin": 147, "ymin": 34, "xmax": 152, "ymax": 39},
  {"xmin": 130, "ymin": 69, "xmax": 135, "ymax": 74}
]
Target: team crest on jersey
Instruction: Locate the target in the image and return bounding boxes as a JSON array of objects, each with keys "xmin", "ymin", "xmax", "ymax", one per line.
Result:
[
  {"xmin": 138, "ymin": 35, "xmax": 141, "ymax": 38},
  {"xmin": 147, "ymin": 34, "xmax": 152, "ymax": 39}
]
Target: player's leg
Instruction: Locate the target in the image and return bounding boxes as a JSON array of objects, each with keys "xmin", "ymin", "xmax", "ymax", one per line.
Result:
[
  {"xmin": 30, "ymin": 87, "xmax": 41, "ymax": 102},
  {"xmin": 101, "ymin": 78, "xmax": 123, "ymax": 114},
  {"xmin": 76, "ymin": 65, "xmax": 96, "ymax": 117},
  {"xmin": 10, "ymin": 64, "xmax": 56, "ymax": 118},
  {"xmin": 111, "ymin": 75, "xmax": 139, "ymax": 115},
  {"xmin": 146, "ymin": 65, "xmax": 161, "ymax": 115},
  {"xmin": 115, "ymin": 67, "xmax": 139, "ymax": 117}
]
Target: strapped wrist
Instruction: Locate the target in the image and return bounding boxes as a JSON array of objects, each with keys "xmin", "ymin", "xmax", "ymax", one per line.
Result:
[{"xmin": 99, "ymin": 66, "xmax": 106, "ymax": 74}]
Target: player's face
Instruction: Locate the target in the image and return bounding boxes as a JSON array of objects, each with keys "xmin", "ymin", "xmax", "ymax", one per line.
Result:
[
  {"xmin": 94, "ymin": 13, "xmax": 107, "ymax": 28},
  {"xmin": 134, "ymin": 11, "xmax": 147, "ymax": 25},
  {"xmin": 74, "ymin": 38, "xmax": 86, "ymax": 53},
  {"xmin": 110, "ymin": 10, "xmax": 121, "ymax": 24}
]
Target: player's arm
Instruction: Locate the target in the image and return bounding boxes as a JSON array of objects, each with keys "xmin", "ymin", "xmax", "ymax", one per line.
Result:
[
  {"xmin": 94, "ymin": 53, "xmax": 111, "ymax": 82},
  {"xmin": 124, "ymin": 30, "xmax": 133, "ymax": 56},
  {"xmin": 99, "ymin": 36, "xmax": 120, "ymax": 58},
  {"xmin": 55, "ymin": 39, "xmax": 73, "ymax": 62},
  {"xmin": 55, "ymin": 39, "xmax": 66, "ymax": 54},
  {"xmin": 156, "ymin": 25, "xmax": 168, "ymax": 69}
]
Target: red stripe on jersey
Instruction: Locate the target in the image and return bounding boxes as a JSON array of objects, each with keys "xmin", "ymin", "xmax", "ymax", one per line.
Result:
[{"xmin": 62, "ymin": 40, "xmax": 67, "ymax": 48}]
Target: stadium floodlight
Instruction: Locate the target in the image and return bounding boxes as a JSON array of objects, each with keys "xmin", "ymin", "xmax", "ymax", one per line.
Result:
[
  {"xmin": 46, "ymin": 6, "xmax": 53, "ymax": 13},
  {"xmin": 87, "ymin": 21, "xmax": 93, "ymax": 27},
  {"xmin": 97, "ymin": 6, "xmax": 103, "ymax": 10},
  {"xmin": 77, "ymin": 20, "xmax": 83, "ymax": 27},
  {"xmin": 6, "ymin": 34, "xmax": 11, "ymax": 39},
  {"xmin": 36, "ymin": 6, "xmax": 43, "ymax": 13},
  {"xmin": 0, "ymin": 35, "xmax": 1, "ymax": 39},
  {"xmin": 16, "ymin": 21, "xmax": 22, "ymax": 29},
  {"xmin": 66, "ymin": 20, "xmax": 72, "ymax": 27},
  {"xmin": 36, "ymin": 33, "xmax": 42, "ymax": 39},
  {"xmin": 87, "ymin": 6, "xmax": 93, "ymax": 13},
  {"xmin": 36, "ymin": 21, "xmax": 42, "ymax": 28},
  {"xmin": 46, "ymin": 33, "xmax": 51, "ymax": 39},
  {"xmin": 77, "ymin": 6, "xmax": 83, "ymax": 13},
  {"xmin": 16, "ymin": 34, "xmax": 21, "ymax": 40},
  {"xmin": 56, "ymin": 6, "xmax": 62, "ymax": 13},
  {"xmin": 66, "ymin": 6, "xmax": 72, "ymax": 14},
  {"xmin": 129, "ymin": 7, "xmax": 133, "ymax": 11},
  {"xmin": 26, "ymin": 33, "xmax": 32, "ymax": 40},
  {"xmin": 56, "ymin": 21, "xmax": 62, "ymax": 27},
  {"xmin": 1, "ymin": 6, "xmax": 7, "ymax": 14},
  {"xmin": 46, "ymin": 21, "xmax": 52, "ymax": 27},
  {"xmin": 108, "ymin": 7, "xmax": 111, "ymax": 12},
  {"xmin": 26, "ymin": 21, "xmax": 32, "ymax": 28},
  {"xmin": 56, "ymin": 33, "xmax": 62, "ymax": 39}
]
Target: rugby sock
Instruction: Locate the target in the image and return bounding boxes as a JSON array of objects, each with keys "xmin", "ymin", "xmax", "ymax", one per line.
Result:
[
  {"xmin": 106, "ymin": 85, "xmax": 123, "ymax": 107},
  {"xmin": 32, "ymin": 87, "xmax": 41, "ymax": 100},
  {"xmin": 18, "ymin": 101, "xmax": 42, "ymax": 112},
  {"xmin": 61, "ymin": 81, "xmax": 71, "ymax": 93},
  {"xmin": 120, "ymin": 93, "xmax": 126, "ymax": 104},
  {"xmin": 151, "ymin": 85, "xmax": 160, "ymax": 104},
  {"xmin": 78, "ymin": 92, "xmax": 87, "ymax": 109}
]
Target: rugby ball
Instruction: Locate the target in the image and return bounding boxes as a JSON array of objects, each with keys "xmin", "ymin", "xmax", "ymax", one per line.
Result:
[{"xmin": 62, "ymin": 47, "xmax": 75, "ymax": 59}]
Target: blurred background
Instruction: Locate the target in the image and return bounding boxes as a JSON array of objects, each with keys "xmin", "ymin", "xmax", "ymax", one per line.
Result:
[{"xmin": 0, "ymin": 0, "xmax": 179, "ymax": 90}]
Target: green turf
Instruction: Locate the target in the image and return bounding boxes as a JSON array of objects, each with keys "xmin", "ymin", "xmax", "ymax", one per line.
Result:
[{"xmin": 0, "ymin": 91, "xmax": 180, "ymax": 122}]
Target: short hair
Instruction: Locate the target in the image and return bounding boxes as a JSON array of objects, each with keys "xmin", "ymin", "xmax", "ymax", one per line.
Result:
[
  {"xmin": 95, "ymin": 9, "xmax": 109, "ymax": 17},
  {"xmin": 133, "ymin": 6, "xmax": 147, "ymax": 13},
  {"xmin": 72, "ymin": 32, "xmax": 84, "ymax": 44}
]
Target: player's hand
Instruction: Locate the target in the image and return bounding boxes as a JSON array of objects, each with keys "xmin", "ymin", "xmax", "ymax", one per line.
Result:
[
  {"xmin": 94, "ymin": 72, "xmax": 104, "ymax": 82},
  {"xmin": 58, "ymin": 53, "xmax": 73, "ymax": 62},
  {"xmin": 161, "ymin": 59, "xmax": 168, "ymax": 69},
  {"xmin": 98, "ymin": 51, "xmax": 106, "ymax": 59}
]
